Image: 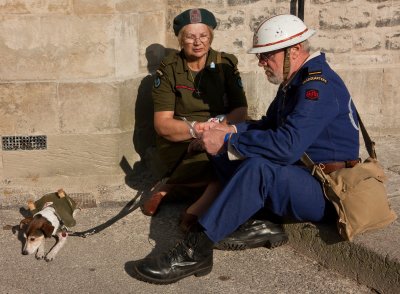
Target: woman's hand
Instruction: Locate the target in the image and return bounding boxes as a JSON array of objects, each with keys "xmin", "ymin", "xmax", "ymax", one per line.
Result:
[{"xmin": 194, "ymin": 121, "xmax": 219, "ymax": 135}]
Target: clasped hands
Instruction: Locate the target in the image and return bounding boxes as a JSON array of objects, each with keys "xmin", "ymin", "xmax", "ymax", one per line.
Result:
[{"xmin": 188, "ymin": 121, "xmax": 235, "ymax": 155}]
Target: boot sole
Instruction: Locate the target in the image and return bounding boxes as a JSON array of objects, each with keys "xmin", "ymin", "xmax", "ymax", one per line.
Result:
[
  {"xmin": 133, "ymin": 264, "xmax": 212, "ymax": 284},
  {"xmin": 214, "ymin": 233, "xmax": 288, "ymax": 251}
]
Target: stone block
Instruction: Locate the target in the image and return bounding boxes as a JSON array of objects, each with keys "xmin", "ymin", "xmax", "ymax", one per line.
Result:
[
  {"xmin": 386, "ymin": 32, "xmax": 400, "ymax": 50},
  {"xmin": 376, "ymin": 4, "xmax": 400, "ymax": 27},
  {"xmin": 354, "ymin": 31, "xmax": 382, "ymax": 51},
  {"xmin": 130, "ymin": 76, "xmax": 156, "ymax": 159},
  {"xmin": 0, "ymin": 15, "xmax": 115, "ymax": 81},
  {"xmin": 338, "ymin": 67, "xmax": 400, "ymax": 132},
  {"xmin": 319, "ymin": 6, "xmax": 372, "ymax": 30},
  {"xmin": 139, "ymin": 12, "xmax": 165, "ymax": 71},
  {"xmin": 0, "ymin": 83, "xmax": 59, "ymax": 134},
  {"xmin": 241, "ymin": 71, "xmax": 277, "ymax": 119},
  {"xmin": 382, "ymin": 67, "xmax": 400, "ymax": 126},
  {"xmin": 72, "ymin": 0, "xmax": 114, "ymax": 14},
  {"xmin": 312, "ymin": 0, "xmax": 352, "ymax": 3},
  {"xmin": 58, "ymin": 82, "xmax": 120, "ymax": 134},
  {"xmin": 0, "ymin": 0, "xmax": 71, "ymax": 14},
  {"xmin": 120, "ymin": 78, "xmax": 140, "ymax": 132},
  {"xmin": 216, "ymin": 9, "xmax": 245, "ymax": 31},
  {"xmin": 248, "ymin": 5, "xmax": 287, "ymax": 32},
  {"xmin": 115, "ymin": 0, "xmax": 167, "ymax": 12},
  {"xmin": 115, "ymin": 14, "xmax": 140, "ymax": 77},
  {"xmin": 0, "ymin": 151, "xmax": 3, "ymax": 181},
  {"xmin": 313, "ymin": 33, "xmax": 352, "ymax": 53},
  {"xmin": 337, "ymin": 68, "xmax": 385, "ymax": 127},
  {"xmin": 118, "ymin": 130, "xmax": 140, "ymax": 168},
  {"xmin": 227, "ymin": 0, "xmax": 262, "ymax": 6},
  {"xmin": 1, "ymin": 133, "xmax": 123, "ymax": 178},
  {"xmin": 204, "ymin": 0, "xmax": 224, "ymax": 5},
  {"xmin": 329, "ymin": 53, "xmax": 395, "ymax": 67},
  {"xmin": 212, "ymin": 31, "xmax": 251, "ymax": 54}
]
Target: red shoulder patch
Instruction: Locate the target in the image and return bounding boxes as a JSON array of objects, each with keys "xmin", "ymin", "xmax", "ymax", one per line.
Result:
[{"xmin": 305, "ymin": 89, "xmax": 319, "ymax": 100}]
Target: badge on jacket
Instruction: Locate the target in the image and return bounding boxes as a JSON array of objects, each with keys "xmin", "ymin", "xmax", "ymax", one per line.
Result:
[
  {"xmin": 154, "ymin": 76, "xmax": 161, "ymax": 88},
  {"xmin": 305, "ymin": 89, "xmax": 319, "ymax": 100}
]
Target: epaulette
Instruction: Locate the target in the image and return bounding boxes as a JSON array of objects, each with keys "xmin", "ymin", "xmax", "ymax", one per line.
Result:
[
  {"xmin": 156, "ymin": 52, "xmax": 179, "ymax": 76},
  {"xmin": 220, "ymin": 52, "xmax": 239, "ymax": 74},
  {"xmin": 302, "ymin": 68, "xmax": 328, "ymax": 84},
  {"xmin": 220, "ymin": 52, "xmax": 238, "ymax": 67}
]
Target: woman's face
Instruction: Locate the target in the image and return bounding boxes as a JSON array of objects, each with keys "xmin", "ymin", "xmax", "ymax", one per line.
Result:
[{"xmin": 180, "ymin": 23, "xmax": 212, "ymax": 61}]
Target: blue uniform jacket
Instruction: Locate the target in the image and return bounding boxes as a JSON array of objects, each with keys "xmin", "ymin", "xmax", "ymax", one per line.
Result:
[{"xmin": 230, "ymin": 52, "xmax": 359, "ymax": 164}]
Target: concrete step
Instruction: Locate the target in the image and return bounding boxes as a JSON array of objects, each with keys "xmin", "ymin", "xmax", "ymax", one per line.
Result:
[{"xmin": 285, "ymin": 135, "xmax": 400, "ymax": 294}]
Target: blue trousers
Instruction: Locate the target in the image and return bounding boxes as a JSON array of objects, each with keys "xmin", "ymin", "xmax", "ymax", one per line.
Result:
[{"xmin": 199, "ymin": 153, "xmax": 327, "ymax": 243}]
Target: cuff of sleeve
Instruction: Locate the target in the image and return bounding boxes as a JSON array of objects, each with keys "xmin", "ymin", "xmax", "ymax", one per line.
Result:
[
  {"xmin": 226, "ymin": 133, "xmax": 245, "ymax": 161},
  {"xmin": 224, "ymin": 132, "xmax": 232, "ymax": 143}
]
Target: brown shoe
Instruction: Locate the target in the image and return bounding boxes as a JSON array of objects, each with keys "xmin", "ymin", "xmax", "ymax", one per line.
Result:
[
  {"xmin": 141, "ymin": 192, "xmax": 165, "ymax": 216},
  {"xmin": 179, "ymin": 212, "xmax": 198, "ymax": 233}
]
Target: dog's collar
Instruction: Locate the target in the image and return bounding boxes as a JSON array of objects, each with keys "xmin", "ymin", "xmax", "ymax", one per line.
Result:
[{"xmin": 34, "ymin": 206, "xmax": 60, "ymax": 236}]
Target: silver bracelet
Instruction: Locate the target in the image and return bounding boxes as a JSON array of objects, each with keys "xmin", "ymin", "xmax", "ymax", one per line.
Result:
[{"xmin": 189, "ymin": 121, "xmax": 197, "ymax": 138}]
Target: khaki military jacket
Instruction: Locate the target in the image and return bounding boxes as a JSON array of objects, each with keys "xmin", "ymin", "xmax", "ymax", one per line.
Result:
[
  {"xmin": 153, "ymin": 48, "xmax": 247, "ymax": 122},
  {"xmin": 151, "ymin": 48, "xmax": 248, "ymax": 183}
]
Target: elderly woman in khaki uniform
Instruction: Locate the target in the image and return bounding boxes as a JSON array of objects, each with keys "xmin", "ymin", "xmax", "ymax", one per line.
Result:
[{"xmin": 141, "ymin": 8, "xmax": 248, "ymax": 231}]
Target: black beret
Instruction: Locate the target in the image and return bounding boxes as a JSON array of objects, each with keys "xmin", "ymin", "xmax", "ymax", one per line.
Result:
[{"xmin": 173, "ymin": 8, "xmax": 217, "ymax": 36}]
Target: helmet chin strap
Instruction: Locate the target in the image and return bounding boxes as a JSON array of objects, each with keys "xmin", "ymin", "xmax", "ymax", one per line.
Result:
[{"xmin": 283, "ymin": 47, "xmax": 291, "ymax": 82}]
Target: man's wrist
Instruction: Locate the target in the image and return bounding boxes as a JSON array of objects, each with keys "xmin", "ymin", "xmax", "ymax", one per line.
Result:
[{"xmin": 224, "ymin": 132, "xmax": 232, "ymax": 143}]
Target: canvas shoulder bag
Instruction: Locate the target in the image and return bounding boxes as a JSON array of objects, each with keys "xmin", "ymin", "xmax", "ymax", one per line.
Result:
[{"xmin": 301, "ymin": 111, "xmax": 397, "ymax": 241}]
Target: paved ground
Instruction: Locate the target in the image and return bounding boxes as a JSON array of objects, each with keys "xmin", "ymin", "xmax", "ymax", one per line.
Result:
[
  {"xmin": 1, "ymin": 134, "xmax": 399, "ymax": 294},
  {"xmin": 1, "ymin": 203, "xmax": 373, "ymax": 294}
]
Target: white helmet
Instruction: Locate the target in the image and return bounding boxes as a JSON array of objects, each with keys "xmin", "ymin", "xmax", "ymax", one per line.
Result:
[{"xmin": 248, "ymin": 14, "xmax": 316, "ymax": 54}]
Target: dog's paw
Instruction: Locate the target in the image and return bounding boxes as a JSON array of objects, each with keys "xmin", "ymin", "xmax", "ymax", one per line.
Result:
[
  {"xmin": 45, "ymin": 253, "xmax": 56, "ymax": 262},
  {"xmin": 35, "ymin": 252, "xmax": 45, "ymax": 260}
]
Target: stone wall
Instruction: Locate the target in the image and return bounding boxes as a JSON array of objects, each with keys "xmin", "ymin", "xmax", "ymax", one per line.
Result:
[
  {"xmin": 0, "ymin": 0, "xmax": 169, "ymax": 198},
  {"xmin": 167, "ymin": 0, "xmax": 400, "ymax": 133},
  {"xmin": 0, "ymin": 0, "xmax": 399, "ymax": 201}
]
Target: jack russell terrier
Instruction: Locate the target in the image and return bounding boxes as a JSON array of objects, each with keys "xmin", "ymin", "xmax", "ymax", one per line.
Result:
[{"xmin": 19, "ymin": 189, "xmax": 78, "ymax": 262}]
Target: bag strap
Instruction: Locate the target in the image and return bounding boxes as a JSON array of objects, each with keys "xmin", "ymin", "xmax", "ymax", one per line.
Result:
[
  {"xmin": 356, "ymin": 110, "xmax": 376, "ymax": 159},
  {"xmin": 216, "ymin": 52, "xmax": 225, "ymax": 87},
  {"xmin": 300, "ymin": 107, "xmax": 376, "ymax": 175}
]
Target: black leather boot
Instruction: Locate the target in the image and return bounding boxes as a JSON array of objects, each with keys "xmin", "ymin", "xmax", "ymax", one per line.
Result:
[
  {"xmin": 214, "ymin": 219, "xmax": 288, "ymax": 250},
  {"xmin": 134, "ymin": 230, "xmax": 214, "ymax": 284}
]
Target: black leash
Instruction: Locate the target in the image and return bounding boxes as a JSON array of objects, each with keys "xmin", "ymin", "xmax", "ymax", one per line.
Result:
[{"xmin": 67, "ymin": 196, "xmax": 140, "ymax": 238}]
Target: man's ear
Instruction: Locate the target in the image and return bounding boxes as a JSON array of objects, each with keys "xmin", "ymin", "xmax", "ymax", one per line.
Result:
[
  {"xmin": 290, "ymin": 44, "xmax": 302, "ymax": 59},
  {"xmin": 42, "ymin": 223, "xmax": 55, "ymax": 238}
]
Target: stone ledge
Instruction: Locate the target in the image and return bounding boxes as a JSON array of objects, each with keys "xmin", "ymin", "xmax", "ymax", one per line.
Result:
[{"xmin": 284, "ymin": 219, "xmax": 400, "ymax": 294}]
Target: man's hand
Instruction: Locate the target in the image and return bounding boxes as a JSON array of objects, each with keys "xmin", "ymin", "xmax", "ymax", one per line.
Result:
[
  {"xmin": 187, "ymin": 138, "xmax": 204, "ymax": 154},
  {"xmin": 201, "ymin": 124, "xmax": 235, "ymax": 156}
]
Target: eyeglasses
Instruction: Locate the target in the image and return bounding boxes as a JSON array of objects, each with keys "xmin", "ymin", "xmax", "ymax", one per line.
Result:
[
  {"xmin": 256, "ymin": 50, "xmax": 282, "ymax": 62},
  {"xmin": 183, "ymin": 35, "xmax": 210, "ymax": 44}
]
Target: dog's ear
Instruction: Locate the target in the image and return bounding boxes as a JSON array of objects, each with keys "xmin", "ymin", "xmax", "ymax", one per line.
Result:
[
  {"xmin": 19, "ymin": 217, "xmax": 33, "ymax": 230},
  {"xmin": 42, "ymin": 223, "xmax": 54, "ymax": 238},
  {"xmin": 27, "ymin": 200, "xmax": 36, "ymax": 211},
  {"xmin": 57, "ymin": 189, "xmax": 66, "ymax": 198}
]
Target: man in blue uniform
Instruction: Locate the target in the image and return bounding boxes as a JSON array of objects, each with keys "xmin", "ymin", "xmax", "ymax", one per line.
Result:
[{"xmin": 133, "ymin": 14, "xmax": 360, "ymax": 284}]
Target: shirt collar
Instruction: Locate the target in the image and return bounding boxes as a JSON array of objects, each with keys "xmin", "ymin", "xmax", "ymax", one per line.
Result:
[
  {"xmin": 177, "ymin": 48, "xmax": 218, "ymax": 73},
  {"xmin": 284, "ymin": 51, "xmax": 323, "ymax": 89}
]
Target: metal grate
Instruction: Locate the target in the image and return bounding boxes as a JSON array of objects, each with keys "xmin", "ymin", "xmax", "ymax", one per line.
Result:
[{"xmin": 2, "ymin": 135, "xmax": 47, "ymax": 151}]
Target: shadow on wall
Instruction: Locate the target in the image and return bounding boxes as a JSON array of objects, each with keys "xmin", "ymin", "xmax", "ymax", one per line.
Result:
[{"xmin": 120, "ymin": 44, "xmax": 178, "ymax": 196}]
